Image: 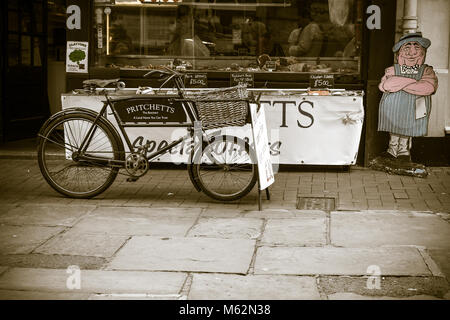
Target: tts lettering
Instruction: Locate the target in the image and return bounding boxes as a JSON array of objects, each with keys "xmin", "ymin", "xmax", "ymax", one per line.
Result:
[{"xmin": 260, "ymin": 100, "xmax": 314, "ymax": 128}]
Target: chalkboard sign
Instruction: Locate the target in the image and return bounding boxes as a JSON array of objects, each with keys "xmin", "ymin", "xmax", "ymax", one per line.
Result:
[
  {"xmin": 309, "ymin": 74, "xmax": 334, "ymax": 89},
  {"xmin": 185, "ymin": 73, "xmax": 208, "ymax": 88},
  {"xmin": 230, "ymin": 72, "xmax": 254, "ymax": 88},
  {"xmin": 265, "ymin": 61, "xmax": 277, "ymax": 71}
]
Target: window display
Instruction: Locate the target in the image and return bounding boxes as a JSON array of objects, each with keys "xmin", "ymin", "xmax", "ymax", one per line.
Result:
[{"xmin": 92, "ymin": 0, "xmax": 362, "ymax": 75}]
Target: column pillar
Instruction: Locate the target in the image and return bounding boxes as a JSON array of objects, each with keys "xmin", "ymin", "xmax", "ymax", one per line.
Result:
[{"xmin": 402, "ymin": 0, "xmax": 418, "ymax": 33}]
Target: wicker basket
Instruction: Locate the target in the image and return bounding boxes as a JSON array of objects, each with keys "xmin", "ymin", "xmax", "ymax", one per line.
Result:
[{"xmin": 185, "ymin": 85, "xmax": 249, "ymax": 129}]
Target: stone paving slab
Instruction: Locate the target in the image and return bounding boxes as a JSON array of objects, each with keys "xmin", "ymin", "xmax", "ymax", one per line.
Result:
[
  {"xmin": 199, "ymin": 208, "xmax": 244, "ymax": 218},
  {"xmin": 70, "ymin": 216, "xmax": 196, "ymax": 237},
  {"xmin": 242, "ymin": 209, "xmax": 327, "ymax": 219},
  {"xmin": 331, "ymin": 211, "xmax": 450, "ymax": 249},
  {"xmin": 89, "ymin": 206, "xmax": 202, "ymax": 219},
  {"xmin": 88, "ymin": 293, "xmax": 184, "ymax": 300},
  {"xmin": 0, "ymin": 290, "xmax": 90, "ymax": 300},
  {"xmin": 0, "ymin": 267, "xmax": 8, "ymax": 276},
  {"xmin": 318, "ymin": 275, "xmax": 449, "ymax": 298},
  {"xmin": 69, "ymin": 207, "xmax": 201, "ymax": 237},
  {"xmin": 34, "ymin": 231, "xmax": 129, "ymax": 258},
  {"xmin": 0, "ymin": 268, "xmax": 187, "ymax": 294},
  {"xmin": 0, "ymin": 204, "xmax": 20, "ymax": 215},
  {"xmin": 254, "ymin": 246, "xmax": 431, "ymax": 276},
  {"xmin": 108, "ymin": 236, "xmax": 255, "ymax": 274},
  {"xmin": 199, "ymin": 209, "xmax": 326, "ymax": 219},
  {"xmin": 188, "ymin": 274, "xmax": 321, "ymax": 300},
  {"xmin": 0, "ymin": 225, "xmax": 65, "ymax": 255},
  {"xmin": 428, "ymin": 249, "xmax": 450, "ymax": 280},
  {"xmin": 327, "ymin": 292, "xmax": 443, "ymax": 300},
  {"xmin": 187, "ymin": 218, "xmax": 263, "ymax": 240},
  {"xmin": 0, "ymin": 204, "xmax": 95, "ymax": 227},
  {"xmin": 0, "ymin": 254, "xmax": 106, "ymax": 270},
  {"xmin": 261, "ymin": 217, "xmax": 326, "ymax": 246}
]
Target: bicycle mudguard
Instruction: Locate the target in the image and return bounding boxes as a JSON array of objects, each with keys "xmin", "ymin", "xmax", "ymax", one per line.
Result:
[
  {"xmin": 38, "ymin": 107, "xmax": 97, "ymax": 136},
  {"xmin": 187, "ymin": 163, "xmax": 202, "ymax": 192},
  {"xmin": 186, "ymin": 136, "xmax": 211, "ymax": 193},
  {"xmin": 37, "ymin": 107, "xmax": 126, "ymax": 161}
]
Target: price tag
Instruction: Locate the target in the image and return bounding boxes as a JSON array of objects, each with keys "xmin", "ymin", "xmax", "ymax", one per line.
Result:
[
  {"xmin": 265, "ymin": 61, "xmax": 276, "ymax": 71},
  {"xmin": 309, "ymin": 74, "xmax": 334, "ymax": 89},
  {"xmin": 230, "ymin": 72, "xmax": 254, "ymax": 88},
  {"xmin": 185, "ymin": 73, "xmax": 208, "ymax": 88}
]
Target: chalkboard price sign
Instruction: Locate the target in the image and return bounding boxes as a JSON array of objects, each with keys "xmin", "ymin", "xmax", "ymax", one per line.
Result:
[
  {"xmin": 185, "ymin": 73, "xmax": 208, "ymax": 88},
  {"xmin": 309, "ymin": 74, "xmax": 334, "ymax": 89},
  {"xmin": 265, "ymin": 61, "xmax": 277, "ymax": 71},
  {"xmin": 230, "ymin": 72, "xmax": 254, "ymax": 88}
]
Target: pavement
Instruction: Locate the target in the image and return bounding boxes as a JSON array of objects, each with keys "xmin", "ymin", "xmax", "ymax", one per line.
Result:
[{"xmin": 0, "ymin": 139, "xmax": 449, "ymax": 301}]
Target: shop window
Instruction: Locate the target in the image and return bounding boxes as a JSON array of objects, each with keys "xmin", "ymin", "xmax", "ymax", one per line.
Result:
[
  {"xmin": 8, "ymin": 34, "xmax": 19, "ymax": 67},
  {"xmin": 33, "ymin": 37, "xmax": 43, "ymax": 67},
  {"xmin": 33, "ymin": 1, "xmax": 44, "ymax": 33},
  {"xmin": 93, "ymin": 0, "xmax": 361, "ymax": 75},
  {"xmin": 8, "ymin": 10, "xmax": 19, "ymax": 32},
  {"xmin": 21, "ymin": 36, "xmax": 32, "ymax": 66},
  {"xmin": 8, "ymin": 0, "xmax": 19, "ymax": 10},
  {"xmin": 21, "ymin": 0, "xmax": 33, "ymax": 33}
]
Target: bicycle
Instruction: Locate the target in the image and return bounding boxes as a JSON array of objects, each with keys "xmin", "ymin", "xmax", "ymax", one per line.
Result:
[{"xmin": 37, "ymin": 67, "xmax": 259, "ymax": 201}]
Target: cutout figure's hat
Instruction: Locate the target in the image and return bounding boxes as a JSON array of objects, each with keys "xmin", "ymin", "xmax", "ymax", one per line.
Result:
[{"xmin": 393, "ymin": 32, "xmax": 431, "ymax": 52}]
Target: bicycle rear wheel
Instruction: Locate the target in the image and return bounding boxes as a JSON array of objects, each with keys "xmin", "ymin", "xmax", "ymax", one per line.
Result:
[
  {"xmin": 37, "ymin": 112, "xmax": 121, "ymax": 198},
  {"xmin": 192, "ymin": 135, "xmax": 257, "ymax": 201}
]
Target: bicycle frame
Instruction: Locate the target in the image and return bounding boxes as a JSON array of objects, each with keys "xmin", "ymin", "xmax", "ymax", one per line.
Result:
[
  {"xmin": 37, "ymin": 69, "xmax": 259, "ymax": 201},
  {"xmin": 75, "ymin": 75, "xmax": 206, "ymax": 167}
]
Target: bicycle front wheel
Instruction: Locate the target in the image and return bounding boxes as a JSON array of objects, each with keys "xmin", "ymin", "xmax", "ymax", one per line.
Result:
[
  {"xmin": 37, "ymin": 112, "xmax": 121, "ymax": 198},
  {"xmin": 192, "ymin": 135, "xmax": 258, "ymax": 201}
]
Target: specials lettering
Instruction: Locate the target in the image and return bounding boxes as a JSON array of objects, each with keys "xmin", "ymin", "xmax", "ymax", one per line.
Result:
[{"xmin": 126, "ymin": 104, "xmax": 175, "ymax": 115}]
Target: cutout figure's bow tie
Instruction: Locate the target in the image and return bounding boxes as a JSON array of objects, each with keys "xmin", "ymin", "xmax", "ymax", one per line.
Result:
[{"xmin": 401, "ymin": 64, "xmax": 420, "ymax": 74}]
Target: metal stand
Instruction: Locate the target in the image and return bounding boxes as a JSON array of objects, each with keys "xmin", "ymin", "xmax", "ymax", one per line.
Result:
[
  {"xmin": 257, "ymin": 178, "xmax": 271, "ymax": 211},
  {"xmin": 251, "ymin": 101, "xmax": 272, "ymax": 211}
]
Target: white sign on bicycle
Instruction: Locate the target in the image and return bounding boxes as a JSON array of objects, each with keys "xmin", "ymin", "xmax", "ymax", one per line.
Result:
[{"xmin": 250, "ymin": 103, "xmax": 274, "ymax": 190}]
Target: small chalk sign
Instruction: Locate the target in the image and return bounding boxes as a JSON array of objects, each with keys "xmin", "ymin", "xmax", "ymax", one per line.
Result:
[
  {"xmin": 265, "ymin": 60, "xmax": 276, "ymax": 71},
  {"xmin": 309, "ymin": 74, "xmax": 334, "ymax": 89},
  {"xmin": 185, "ymin": 73, "xmax": 208, "ymax": 88},
  {"xmin": 230, "ymin": 72, "xmax": 254, "ymax": 88}
]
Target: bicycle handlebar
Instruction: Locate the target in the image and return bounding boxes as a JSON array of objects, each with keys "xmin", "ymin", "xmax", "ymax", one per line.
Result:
[
  {"xmin": 143, "ymin": 67, "xmax": 183, "ymax": 79},
  {"xmin": 143, "ymin": 67, "xmax": 186, "ymax": 92}
]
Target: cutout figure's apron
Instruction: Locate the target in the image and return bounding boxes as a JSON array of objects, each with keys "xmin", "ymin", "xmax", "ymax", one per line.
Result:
[{"xmin": 378, "ymin": 64, "xmax": 431, "ymax": 136}]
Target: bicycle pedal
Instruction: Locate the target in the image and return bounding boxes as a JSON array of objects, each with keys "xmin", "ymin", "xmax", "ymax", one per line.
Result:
[{"xmin": 126, "ymin": 177, "xmax": 139, "ymax": 182}]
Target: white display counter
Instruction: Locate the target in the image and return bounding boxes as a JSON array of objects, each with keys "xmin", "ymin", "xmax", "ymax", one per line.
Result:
[{"xmin": 61, "ymin": 88, "xmax": 364, "ymax": 165}]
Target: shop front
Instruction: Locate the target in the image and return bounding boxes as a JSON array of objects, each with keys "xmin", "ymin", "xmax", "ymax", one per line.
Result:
[{"xmin": 63, "ymin": 0, "xmax": 401, "ymax": 166}]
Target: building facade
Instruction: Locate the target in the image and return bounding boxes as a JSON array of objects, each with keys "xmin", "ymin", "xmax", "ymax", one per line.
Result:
[{"xmin": 1, "ymin": 0, "xmax": 448, "ymax": 165}]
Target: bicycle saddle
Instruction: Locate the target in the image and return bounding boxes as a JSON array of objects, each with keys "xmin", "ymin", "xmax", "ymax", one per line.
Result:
[{"xmin": 83, "ymin": 79, "xmax": 120, "ymax": 87}]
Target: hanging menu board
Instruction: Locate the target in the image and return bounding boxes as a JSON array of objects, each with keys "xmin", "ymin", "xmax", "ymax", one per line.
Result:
[{"xmin": 230, "ymin": 72, "xmax": 254, "ymax": 88}]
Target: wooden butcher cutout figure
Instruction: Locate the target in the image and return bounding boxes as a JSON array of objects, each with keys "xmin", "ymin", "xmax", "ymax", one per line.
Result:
[{"xmin": 378, "ymin": 32, "xmax": 438, "ymax": 163}]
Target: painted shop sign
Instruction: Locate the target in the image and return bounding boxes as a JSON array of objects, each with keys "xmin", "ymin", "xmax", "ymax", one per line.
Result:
[
  {"xmin": 62, "ymin": 93, "xmax": 364, "ymax": 165},
  {"xmin": 113, "ymin": 98, "xmax": 187, "ymax": 123}
]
